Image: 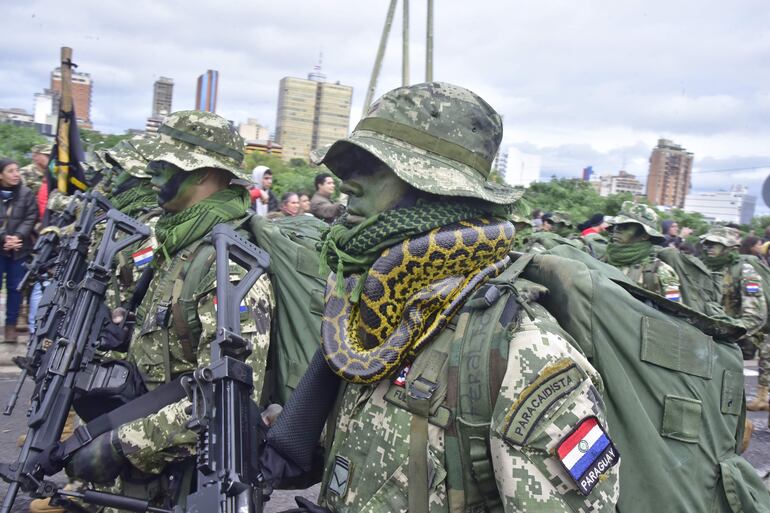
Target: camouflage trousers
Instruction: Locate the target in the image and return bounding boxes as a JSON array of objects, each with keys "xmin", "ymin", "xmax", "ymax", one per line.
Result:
[{"xmin": 758, "ymin": 334, "xmax": 770, "ymax": 387}]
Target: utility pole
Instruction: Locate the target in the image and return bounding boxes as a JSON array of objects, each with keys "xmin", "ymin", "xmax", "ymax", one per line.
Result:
[
  {"xmin": 363, "ymin": 0, "xmax": 398, "ymax": 115},
  {"xmin": 402, "ymin": 0, "xmax": 410, "ymax": 86},
  {"xmin": 426, "ymin": 0, "xmax": 433, "ymax": 81}
]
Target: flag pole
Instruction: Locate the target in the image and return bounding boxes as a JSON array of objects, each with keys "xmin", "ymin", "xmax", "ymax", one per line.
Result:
[{"xmin": 56, "ymin": 47, "xmax": 75, "ymax": 193}]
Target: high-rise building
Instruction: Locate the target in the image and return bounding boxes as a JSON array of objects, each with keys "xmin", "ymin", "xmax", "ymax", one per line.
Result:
[
  {"xmin": 275, "ymin": 67, "xmax": 352, "ymax": 162},
  {"xmin": 684, "ymin": 185, "xmax": 756, "ymax": 225},
  {"xmin": 51, "ymin": 68, "xmax": 92, "ymax": 128},
  {"xmin": 152, "ymin": 77, "xmax": 174, "ymax": 117},
  {"xmin": 33, "ymin": 89, "xmax": 59, "ymax": 126},
  {"xmin": 195, "ymin": 70, "xmax": 219, "ymax": 113},
  {"xmin": 646, "ymin": 138, "xmax": 693, "ymax": 208},
  {"xmin": 503, "ymin": 147, "xmax": 541, "ymax": 187}
]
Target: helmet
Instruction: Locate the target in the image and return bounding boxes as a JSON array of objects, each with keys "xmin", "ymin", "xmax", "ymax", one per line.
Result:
[
  {"xmin": 610, "ymin": 201, "xmax": 664, "ymax": 241},
  {"xmin": 133, "ymin": 110, "xmax": 248, "ymax": 180},
  {"xmin": 311, "ymin": 82, "xmax": 520, "ymax": 205},
  {"xmin": 700, "ymin": 226, "xmax": 741, "ymax": 247}
]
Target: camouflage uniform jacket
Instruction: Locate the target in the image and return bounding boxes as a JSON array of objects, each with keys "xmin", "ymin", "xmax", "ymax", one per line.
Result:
[
  {"xmin": 319, "ymin": 300, "xmax": 619, "ymax": 512},
  {"xmin": 715, "ymin": 259, "xmax": 767, "ymax": 338},
  {"xmin": 19, "ymin": 163, "xmax": 44, "ymax": 195},
  {"xmin": 116, "ymin": 235, "xmax": 275, "ymax": 475},
  {"xmin": 616, "ymin": 259, "xmax": 682, "ymax": 303}
]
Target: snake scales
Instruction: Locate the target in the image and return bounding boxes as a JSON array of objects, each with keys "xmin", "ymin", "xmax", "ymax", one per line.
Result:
[{"xmin": 321, "ymin": 217, "xmax": 515, "ymax": 383}]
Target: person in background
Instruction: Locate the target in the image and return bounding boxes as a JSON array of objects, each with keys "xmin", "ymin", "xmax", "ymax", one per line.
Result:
[
  {"xmin": 310, "ymin": 172, "xmax": 344, "ymax": 223},
  {"xmin": 251, "ymin": 165, "xmax": 278, "ymax": 215},
  {"xmin": 661, "ymin": 220, "xmax": 680, "ymax": 248},
  {"xmin": 741, "ymin": 236, "xmax": 764, "ymax": 257},
  {"xmin": 531, "ymin": 208, "xmax": 543, "ymax": 230},
  {"xmin": 268, "ymin": 191, "xmax": 301, "ymax": 218},
  {"xmin": 577, "ymin": 213, "xmax": 609, "ymax": 259},
  {"xmin": 298, "ymin": 192, "xmax": 312, "ymax": 216},
  {"xmin": 0, "ymin": 159, "xmax": 39, "ymax": 343}
]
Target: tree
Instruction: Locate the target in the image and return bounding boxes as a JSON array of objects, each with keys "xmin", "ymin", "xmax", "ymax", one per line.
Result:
[
  {"xmin": 242, "ymin": 151, "xmax": 336, "ymax": 198},
  {"xmin": 0, "ymin": 124, "xmax": 46, "ymax": 166}
]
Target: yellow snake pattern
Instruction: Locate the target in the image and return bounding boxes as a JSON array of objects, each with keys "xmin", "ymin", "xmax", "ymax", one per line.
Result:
[{"xmin": 321, "ymin": 218, "xmax": 515, "ymax": 383}]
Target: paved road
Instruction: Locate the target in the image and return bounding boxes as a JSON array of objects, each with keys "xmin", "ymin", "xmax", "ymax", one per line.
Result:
[{"xmin": 0, "ymin": 363, "xmax": 766, "ymax": 512}]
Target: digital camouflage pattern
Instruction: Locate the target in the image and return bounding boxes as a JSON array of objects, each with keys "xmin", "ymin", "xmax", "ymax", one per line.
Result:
[
  {"xmin": 30, "ymin": 143, "xmax": 53, "ymax": 155},
  {"xmin": 319, "ymin": 301, "xmax": 619, "ymax": 513},
  {"xmin": 103, "ymin": 137, "xmax": 153, "ymax": 179},
  {"xmin": 718, "ymin": 259, "xmax": 767, "ymax": 338},
  {"xmin": 610, "ymin": 201, "xmax": 664, "ymax": 240},
  {"xmin": 615, "ymin": 259, "xmax": 682, "ymax": 302},
  {"xmin": 311, "ymin": 82, "xmax": 522, "ymax": 205},
  {"xmin": 701, "ymin": 226, "xmax": 741, "ymax": 247},
  {"xmin": 19, "ymin": 163, "xmax": 44, "ymax": 194},
  {"xmin": 132, "ymin": 110, "xmax": 249, "ymax": 180},
  {"xmin": 543, "ymin": 211, "xmax": 574, "ymax": 228}
]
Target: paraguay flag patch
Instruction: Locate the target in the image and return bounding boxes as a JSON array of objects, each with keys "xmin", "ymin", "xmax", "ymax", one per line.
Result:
[
  {"xmin": 556, "ymin": 416, "xmax": 619, "ymax": 495},
  {"xmin": 131, "ymin": 246, "xmax": 154, "ymax": 269},
  {"xmin": 393, "ymin": 364, "xmax": 411, "ymax": 387},
  {"xmin": 746, "ymin": 281, "xmax": 761, "ymax": 294},
  {"xmin": 213, "ymin": 296, "xmax": 248, "ymax": 313},
  {"xmin": 664, "ymin": 285, "xmax": 681, "ymax": 302}
]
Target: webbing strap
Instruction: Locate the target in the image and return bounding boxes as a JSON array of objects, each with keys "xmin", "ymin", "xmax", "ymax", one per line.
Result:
[
  {"xmin": 406, "ymin": 349, "xmax": 447, "ymax": 513},
  {"xmin": 60, "ymin": 377, "xmax": 187, "ymax": 459},
  {"xmin": 355, "ymin": 117, "xmax": 492, "ymax": 178}
]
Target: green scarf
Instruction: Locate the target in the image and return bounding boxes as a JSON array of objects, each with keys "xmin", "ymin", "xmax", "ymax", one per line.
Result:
[
  {"xmin": 701, "ymin": 250, "xmax": 738, "ymax": 271},
  {"xmin": 110, "ymin": 183, "xmax": 157, "ymax": 217},
  {"xmin": 319, "ymin": 202, "xmax": 493, "ymax": 299},
  {"xmin": 154, "ymin": 187, "xmax": 250, "ymax": 264},
  {"xmin": 606, "ymin": 240, "xmax": 653, "ymax": 266}
]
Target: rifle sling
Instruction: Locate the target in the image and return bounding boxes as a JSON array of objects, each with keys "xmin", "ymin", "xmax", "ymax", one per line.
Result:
[{"xmin": 60, "ymin": 376, "xmax": 188, "ymax": 459}]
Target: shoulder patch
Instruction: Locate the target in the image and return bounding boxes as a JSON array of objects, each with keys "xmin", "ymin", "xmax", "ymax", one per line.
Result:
[
  {"xmin": 556, "ymin": 416, "xmax": 620, "ymax": 495},
  {"xmin": 328, "ymin": 455, "xmax": 351, "ymax": 498},
  {"xmin": 745, "ymin": 281, "xmax": 761, "ymax": 294},
  {"xmin": 503, "ymin": 359, "xmax": 585, "ymax": 445},
  {"xmin": 664, "ymin": 285, "xmax": 681, "ymax": 302}
]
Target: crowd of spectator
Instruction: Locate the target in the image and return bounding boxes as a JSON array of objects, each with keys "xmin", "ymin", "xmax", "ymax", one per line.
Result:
[{"xmin": 248, "ymin": 167, "xmax": 345, "ymax": 223}]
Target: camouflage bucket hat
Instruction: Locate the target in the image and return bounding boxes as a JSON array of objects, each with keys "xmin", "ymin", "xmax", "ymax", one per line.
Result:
[
  {"xmin": 611, "ymin": 201, "xmax": 664, "ymax": 240},
  {"xmin": 310, "ymin": 82, "xmax": 521, "ymax": 205},
  {"xmin": 543, "ymin": 211, "xmax": 574, "ymax": 227},
  {"xmin": 31, "ymin": 143, "xmax": 53, "ymax": 155},
  {"xmin": 104, "ymin": 137, "xmax": 151, "ymax": 179},
  {"xmin": 133, "ymin": 110, "xmax": 248, "ymax": 180},
  {"xmin": 700, "ymin": 226, "xmax": 741, "ymax": 247}
]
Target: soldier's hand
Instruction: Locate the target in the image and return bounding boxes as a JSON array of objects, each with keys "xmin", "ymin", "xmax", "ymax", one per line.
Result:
[
  {"xmin": 98, "ymin": 308, "xmax": 132, "ymax": 351},
  {"xmin": 65, "ymin": 430, "xmax": 126, "ymax": 484}
]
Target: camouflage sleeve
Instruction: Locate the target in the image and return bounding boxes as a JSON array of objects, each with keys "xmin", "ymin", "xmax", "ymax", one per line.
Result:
[
  {"xmin": 657, "ymin": 261, "xmax": 682, "ymax": 303},
  {"xmin": 739, "ymin": 262, "xmax": 767, "ymax": 337},
  {"xmin": 490, "ymin": 304, "xmax": 620, "ymax": 512},
  {"xmin": 117, "ymin": 272, "xmax": 275, "ymax": 474}
]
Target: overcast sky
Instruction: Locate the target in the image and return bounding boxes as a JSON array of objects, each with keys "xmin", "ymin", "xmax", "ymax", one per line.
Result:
[{"xmin": 3, "ymin": 0, "xmax": 770, "ymax": 212}]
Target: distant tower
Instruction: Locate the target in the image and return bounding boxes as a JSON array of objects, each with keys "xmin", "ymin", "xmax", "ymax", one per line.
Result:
[
  {"xmin": 152, "ymin": 77, "xmax": 174, "ymax": 117},
  {"xmin": 195, "ymin": 70, "xmax": 219, "ymax": 113},
  {"xmin": 308, "ymin": 53, "xmax": 326, "ymax": 82},
  {"xmin": 646, "ymin": 138, "xmax": 693, "ymax": 208}
]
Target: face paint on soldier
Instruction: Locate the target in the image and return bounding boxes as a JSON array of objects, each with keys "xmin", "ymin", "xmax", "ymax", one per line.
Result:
[
  {"xmin": 702, "ymin": 241, "xmax": 728, "ymax": 258},
  {"xmin": 149, "ymin": 161, "xmax": 201, "ymax": 212},
  {"xmin": 339, "ymin": 161, "xmax": 414, "ymax": 224},
  {"xmin": 611, "ymin": 223, "xmax": 645, "ymax": 244}
]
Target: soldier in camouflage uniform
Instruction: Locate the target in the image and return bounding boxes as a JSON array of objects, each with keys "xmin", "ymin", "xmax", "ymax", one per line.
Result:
[
  {"xmin": 301, "ymin": 82, "xmax": 619, "ymax": 512},
  {"xmin": 524, "ymin": 211, "xmax": 582, "ymax": 253},
  {"xmin": 699, "ymin": 226, "xmax": 769, "ymax": 410},
  {"xmin": 605, "ymin": 201, "xmax": 682, "ymax": 302},
  {"xmin": 19, "ymin": 143, "xmax": 51, "ymax": 195},
  {"xmin": 41, "ymin": 111, "xmax": 275, "ymax": 511},
  {"xmin": 510, "ymin": 211, "xmax": 533, "ymax": 250}
]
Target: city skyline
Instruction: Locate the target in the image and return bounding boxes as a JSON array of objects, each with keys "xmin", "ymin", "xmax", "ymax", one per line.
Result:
[{"xmin": 2, "ymin": 0, "xmax": 769, "ymax": 212}]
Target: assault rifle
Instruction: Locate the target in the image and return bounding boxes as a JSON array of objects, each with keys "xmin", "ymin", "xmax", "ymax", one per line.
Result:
[
  {"xmin": 17, "ymin": 193, "xmax": 80, "ymax": 292},
  {"xmin": 0, "ymin": 205, "xmax": 149, "ymax": 513},
  {"xmin": 4, "ymin": 224, "xmax": 270, "ymax": 513},
  {"xmin": 4, "ymin": 192, "xmax": 111, "ymax": 416}
]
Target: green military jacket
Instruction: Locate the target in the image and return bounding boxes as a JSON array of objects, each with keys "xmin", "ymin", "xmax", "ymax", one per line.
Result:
[
  {"xmin": 524, "ymin": 231, "xmax": 582, "ymax": 254},
  {"xmin": 715, "ymin": 258, "xmax": 767, "ymax": 338}
]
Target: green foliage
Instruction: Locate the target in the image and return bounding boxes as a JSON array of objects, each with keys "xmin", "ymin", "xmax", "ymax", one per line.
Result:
[
  {"xmin": 663, "ymin": 208, "xmax": 710, "ymax": 237},
  {"xmin": 0, "ymin": 124, "xmax": 46, "ymax": 166},
  {"xmin": 79, "ymin": 129, "xmax": 131, "ymax": 152},
  {"xmin": 522, "ymin": 178, "xmax": 623, "ymax": 222},
  {"xmin": 242, "ymin": 151, "xmax": 336, "ymax": 198},
  {"xmin": 749, "ymin": 216, "xmax": 770, "ymax": 236}
]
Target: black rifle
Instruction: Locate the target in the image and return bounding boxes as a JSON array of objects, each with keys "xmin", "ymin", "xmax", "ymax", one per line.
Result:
[
  {"xmin": 0, "ymin": 205, "xmax": 149, "ymax": 513},
  {"xmin": 17, "ymin": 224, "xmax": 270, "ymax": 513},
  {"xmin": 4, "ymin": 193, "xmax": 111, "ymax": 416},
  {"xmin": 17, "ymin": 193, "xmax": 80, "ymax": 292}
]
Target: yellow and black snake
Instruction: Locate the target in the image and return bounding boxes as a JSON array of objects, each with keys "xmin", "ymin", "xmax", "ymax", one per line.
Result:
[{"xmin": 321, "ymin": 217, "xmax": 515, "ymax": 383}]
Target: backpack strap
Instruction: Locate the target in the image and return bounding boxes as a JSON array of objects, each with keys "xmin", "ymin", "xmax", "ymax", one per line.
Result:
[{"xmin": 642, "ymin": 259, "xmax": 662, "ymax": 294}]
